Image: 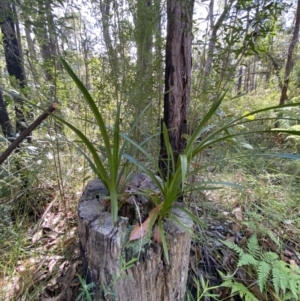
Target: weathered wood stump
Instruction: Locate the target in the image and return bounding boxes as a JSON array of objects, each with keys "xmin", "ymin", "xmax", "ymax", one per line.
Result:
[{"xmin": 78, "ymin": 173, "xmax": 193, "ymax": 301}]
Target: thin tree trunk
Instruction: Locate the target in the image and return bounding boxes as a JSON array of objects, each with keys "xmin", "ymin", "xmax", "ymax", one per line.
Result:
[
  {"xmin": 0, "ymin": 90, "xmax": 14, "ymax": 142},
  {"xmin": 237, "ymin": 67, "xmax": 243, "ymax": 94},
  {"xmin": 99, "ymin": 0, "xmax": 120, "ymax": 94},
  {"xmin": 279, "ymin": 0, "xmax": 300, "ymax": 105},
  {"xmin": 202, "ymin": 0, "xmax": 234, "ymax": 88},
  {"xmin": 251, "ymin": 57, "xmax": 256, "ymax": 92},
  {"xmin": 154, "ymin": 0, "xmax": 163, "ymax": 128},
  {"xmin": 13, "ymin": 4, "xmax": 27, "ymax": 84},
  {"xmin": 159, "ymin": 0, "xmax": 194, "ymax": 176},
  {"xmin": 24, "ymin": 20, "xmax": 39, "ymax": 81},
  {"xmin": 134, "ymin": 0, "xmax": 154, "ymax": 142}
]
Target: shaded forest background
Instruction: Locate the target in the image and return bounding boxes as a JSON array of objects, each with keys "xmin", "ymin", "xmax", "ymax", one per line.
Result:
[{"xmin": 0, "ymin": 0, "xmax": 300, "ymax": 300}]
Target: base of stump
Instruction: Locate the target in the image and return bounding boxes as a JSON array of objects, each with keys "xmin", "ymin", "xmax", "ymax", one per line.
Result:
[{"xmin": 78, "ymin": 176, "xmax": 193, "ymax": 301}]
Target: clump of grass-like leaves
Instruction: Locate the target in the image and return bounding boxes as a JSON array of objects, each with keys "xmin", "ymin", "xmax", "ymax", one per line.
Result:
[
  {"xmin": 123, "ymin": 96, "xmax": 300, "ymax": 261},
  {"xmin": 58, "ymin": 59, "xmax": 300, "ymax": 261},
  {"xmin": 56, "ymin": 58, "xmax": 143, "ymax": 223}
]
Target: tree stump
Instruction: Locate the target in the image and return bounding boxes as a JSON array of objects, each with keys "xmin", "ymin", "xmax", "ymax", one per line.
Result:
[{"xmin": 78, "ymin": 173, "xmax": 193, "ymax": 301}]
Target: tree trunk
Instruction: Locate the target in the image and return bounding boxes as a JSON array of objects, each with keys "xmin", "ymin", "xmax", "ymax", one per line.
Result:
[
  {"xmin": 78, "ymin": 176, "xmax": 192, "ymax": 301},
  {"xmin": 0, "ymin": 90, "xmax": 14, "ymax": 142},
  {"xmin": 237, "ymin": 67, "xmax": 243, "ymax": 94},
  {"xmin": 154, "ymin": 0, "xmax": 164, "ymax": 128},
  {"xmin": 159, "ymin": 0, "xmax": 194, "ymax": 176},
  {"xmin": 99, "ymin": 0, "xmax": 120, "ymax": 95},
  {"xmin": 0, "ymin": 1, "xmax": 30, "ymax": 140},
  {"xmin": 35, "ymin": 0, "xmax": 56, "ymax": 81},
  {"xmin": 250, "ymin": 57, "xmax": 257, "ymax": 92},
  {"xmin": 134, "ymin": 0, "xmax": 154, "ymax": 143},
  {"xmin": 279, "ymin": 0, "xmax": 300, "ymax": 105},
  {"xmin": 202, "ymin": 0, "xmax": 234, "ymax": 89}
]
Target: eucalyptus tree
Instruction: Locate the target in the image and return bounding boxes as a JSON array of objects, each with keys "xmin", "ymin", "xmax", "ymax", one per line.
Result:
[
  {"xmin": 0, "ymin": 1, "xmax": 30, "ymax": 139},
  {"xmin": 159, "ymin": 0, "xmax": 194, "ymax": 176},
  {"xmin": 133, "ymin": 0, "xmax": 156, "ymax": 141},
  {"xmin": 0, "ymin": 91, "xmax": 14, "ymax": 142},
  {"xmin": 279, "ymin": 0, "xmax": 300, "ymax": 105}
]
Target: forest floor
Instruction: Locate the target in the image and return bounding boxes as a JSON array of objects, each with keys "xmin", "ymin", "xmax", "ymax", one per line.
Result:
[{"xmin": 0, "ymin": 132, "xmax": 300, "ymax": 301}]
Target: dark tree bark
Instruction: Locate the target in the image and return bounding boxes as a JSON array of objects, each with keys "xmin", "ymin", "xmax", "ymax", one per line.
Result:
[
  {"xmin": 159, "ymin": 0, "xmax": 194, "ymax": 176},
  {"xmin": 0, "ymin": 1, "xmax": 30, "ymax": 139},
  {"xmin": 279, "ymin": 0, "xmax": 300, "ymax": 105},
  {"xmin": 0, "ymin": 90, "xmax": 14, "ymax": 142},
  {"xmin": 0, "ymin": 3, "xmax": 26, "ymax": 88},
  {"xmin": 35, "ymin": 0, "xmax": 59, "ymax": 81}
]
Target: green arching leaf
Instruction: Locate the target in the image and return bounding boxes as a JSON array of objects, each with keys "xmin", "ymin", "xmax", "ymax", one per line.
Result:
[
  {"xmin": 184, "ymin": 180, "xmax": 244, "ymax": 192},
  {"xmin": 180, "ymin": 154, "xmax": 188, "ymax": 189},
  {"xmin": 111, "ymin": 104, "xmax": 121, "ymax": 184},
  {"xmin": 185, "ymin": 91, "xmax": 227, "ymax": 156},
  {"xmin": 118, "ymin": 103, "xmax": 151, "ymax": 162},
  {"xmin": 176, "ymin": 207, "xmax": 205, "ymax": 227},
  {"xmin": 109, "ymin": 190, "xmax": 119, "ymax": 225},
  {"xmin": 77, "ymin": 147, "xmax": 101, "ymax": 178},
  {"xmin": 158, "ymin": 218, "xmax": 169, "ymax": 264},
  {"xmin": 122, "ymin": 153, "xmax": 163, "ymax": 192},
  {"xmin": 243, "ymin": 111, "xmax": 255, "ymax": 120},
  {"xmin": 162, "ymin": 123, "xmax": 175, "ymax": 177},
  {"xmin": 147, "ymin": 210, "xmax": 160, "ymax": 240},
  {"xmin": 53, "ymin": 115, "xmax": 109, "ymax": 189},
  {"xmin": 61, "ymin": 58, "xmax": 113, "ymax": 163},
  {"xmin": 121, "ymin": 134, "xmax": 159, "ymax": 169}
]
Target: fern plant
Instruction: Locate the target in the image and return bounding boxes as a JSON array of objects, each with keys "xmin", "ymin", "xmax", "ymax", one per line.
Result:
[{"xmin": 222, "ymin": 234, "xmax": 300, "ymax": 300}]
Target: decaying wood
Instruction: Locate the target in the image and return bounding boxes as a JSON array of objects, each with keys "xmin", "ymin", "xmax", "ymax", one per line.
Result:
[{"xmin": 78, "ymin": 174, "xmax": 193, "ymax": 301}]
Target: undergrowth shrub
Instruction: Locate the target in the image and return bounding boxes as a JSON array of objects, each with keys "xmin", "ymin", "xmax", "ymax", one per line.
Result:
[{"xmin": 222, "ymin": 234, "xmax": 300, "ymax": 300}]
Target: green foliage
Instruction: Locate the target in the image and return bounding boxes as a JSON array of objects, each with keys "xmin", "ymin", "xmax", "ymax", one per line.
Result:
[
  {"xmin": 56, "ymin": 58, "xmax": 149, "ymax": 223},
  {"xmin": 75, "ymin": 274, "xmax": 95, "ymax": 301},
  {"xmin": 123, "ymin": 94, "xmax": 300, "ymax": 262},
  {"xmin": 185, "ymin": 276, "xmax": 220, "ymax": 301},
  {"xmin": 221, "ymin": 276, "xmax": 260, "ymax": 301},
  {"xmin": 222, "ymin": 234, "xmax": 300, "ymax": 299}
]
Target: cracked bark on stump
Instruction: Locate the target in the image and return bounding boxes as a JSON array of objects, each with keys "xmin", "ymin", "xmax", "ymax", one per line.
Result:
[{"xmin": 78, "ymin": 175, "xmax": 193, "ymax": 301}]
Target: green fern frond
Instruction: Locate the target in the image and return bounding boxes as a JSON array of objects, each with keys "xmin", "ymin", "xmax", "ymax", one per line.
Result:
[
  {"xmin": 246, "ymin": 234, "xmax": 260, "ymax": 259},
  {"xmin": 272, "ymin": 266, "xmax": 281, "ymax": 296},
  {"xmin": 262, "ymin": 251, "xmax": 279, "ymax": 264},
  {"xmin": 238, "ymin": 253, "xmax": 258, "ymax": 267},
  {"xmin": 280, "ymin": 271, "xmax": 289, "ymax": 296},
  {"xmin": 287, "ymin": 274, "xmax": 300, "ymax": 299},
  {"xmin": 223, "ymin": 237, "xmax": 300, "ymax": 299},
  {"xmin": 223, "ymin": 280, "xmax": 260, "ymax": 301},
  {"xmin": 266, "ymin": 230, "xmax": 281, "ymax": 249},
  {"xmin": 257, "ymin": 261, "xmax": 271, "ymax": 292},
  {"xmin": 281, "ymin": 291, "xmax": 297, "ymax": 300},
  {"xmin": 290, "ymin": 282, "xmax": 300, "ymax": 299},
  {"xmin": 222, "ymin": 240, "xmax": 244, "ymax": 256}
]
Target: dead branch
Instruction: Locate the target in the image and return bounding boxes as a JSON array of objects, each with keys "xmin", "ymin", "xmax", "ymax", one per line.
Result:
[{"xmin": 0, "ymin": 103, "xmax": 57, "ymax": 165}]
